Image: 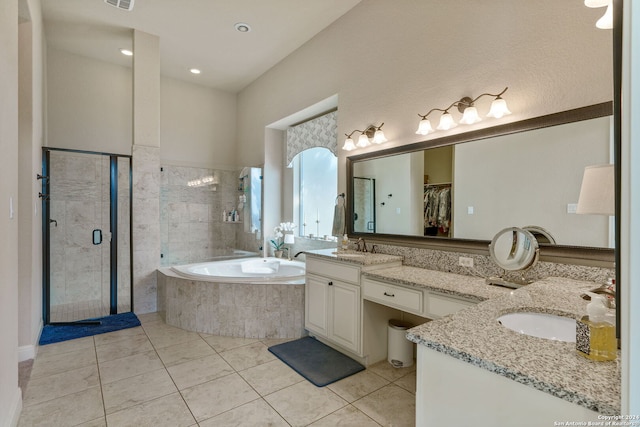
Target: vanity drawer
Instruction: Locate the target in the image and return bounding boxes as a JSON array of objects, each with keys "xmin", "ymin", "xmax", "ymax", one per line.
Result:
[
  {"xmin": 306, "ymin": 257, "xmax": 360, "ymax": 284},
  {"xmin": 362, "ymin": 278, "xmax": 423, "ymax": 315},
  {"xmin": 427, "ymin": 292, "xmax": 475, "ymax": 318}
]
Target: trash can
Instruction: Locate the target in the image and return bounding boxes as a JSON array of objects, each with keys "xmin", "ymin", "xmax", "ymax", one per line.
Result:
[{"xmin": 388, "ymin": 319, "xmax": 414, "ymax": 368}]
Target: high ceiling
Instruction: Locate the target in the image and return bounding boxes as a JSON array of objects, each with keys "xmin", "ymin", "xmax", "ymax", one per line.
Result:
[{"xmin": 40, "ymin": 0, "xmax": 362, "ymax": 92}]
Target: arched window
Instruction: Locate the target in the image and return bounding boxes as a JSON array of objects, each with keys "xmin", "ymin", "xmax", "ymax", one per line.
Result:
[
  {"xmin": 291, "ymin": 147, "xmax": 337, "ymax": 238},
  {"xmin": 286, "ymin": 110, "xmax": 338, "ymax": 239}
]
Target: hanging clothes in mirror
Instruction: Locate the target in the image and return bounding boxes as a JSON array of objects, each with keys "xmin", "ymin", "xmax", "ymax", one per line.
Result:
[{"xmin": 424, "ymin": 183, "xmax": 451, "ymax": 237}]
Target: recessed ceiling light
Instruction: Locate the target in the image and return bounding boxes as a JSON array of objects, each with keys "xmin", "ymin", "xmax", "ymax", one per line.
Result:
[
  {"xmin": 119, "ymin": 48, "xmax": 133, "ymax": 56},
  {"xmin": 189, "ymin": 68, "xmax": 201, "ymax": 75},
  {"xmin": 234, "ymin": 22, "xmax": 251, "ymax": 33}
]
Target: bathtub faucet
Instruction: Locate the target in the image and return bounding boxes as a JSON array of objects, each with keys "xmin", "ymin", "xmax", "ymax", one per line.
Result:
[{"xmin": 294, "ymin": 251, "xmax": 305, "ymax": 258}]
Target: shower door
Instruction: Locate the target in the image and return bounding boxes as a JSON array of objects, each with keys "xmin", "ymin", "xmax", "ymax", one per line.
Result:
[{"xmin": 42, "ymin": 148, "xmax": 132, "ymax": 324}]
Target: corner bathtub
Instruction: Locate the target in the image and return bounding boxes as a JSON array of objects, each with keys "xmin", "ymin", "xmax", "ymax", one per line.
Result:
[
  {"xmin": 157, "ymin": 257, "xmax": 306, "ymax": 339},
  {"xmin": 170, "ymin": 257, "xmax": 305, "ymax": 284}
]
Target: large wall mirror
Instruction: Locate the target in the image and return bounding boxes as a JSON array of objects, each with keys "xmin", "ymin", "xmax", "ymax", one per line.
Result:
[{"xmin": 347, "ymin": 102, "xmax": 615, "ymax": 265}]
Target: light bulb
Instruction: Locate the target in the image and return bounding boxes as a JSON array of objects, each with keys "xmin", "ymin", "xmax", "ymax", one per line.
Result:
[
  {"xmin": 416, "ymin": 118, "xmax": 434, "ymax": 135},
  {"xmin": 487, "ymin": 98, "xmax": 512, "ymax": 119},
  {"xmin": 372, "ymin": 129, "xmax": 387, "ymax": 144},
  {"xmin": 596, "ymin": 1, "xmax": 613, "ymax": 29},
  {"xmin": 342, "ymin": 138, "xmax": 356, "ymax": 151},
  {"xmin": 436, "ymin": 113, "xmax": 457, "ymax": 130},
  {"xmin": 459, "ymin": 107, "xmax": 481, "ymax": 125},
  {"xmin": 357, "ymin": 134, "xmax": 371, "ymax": 148}
]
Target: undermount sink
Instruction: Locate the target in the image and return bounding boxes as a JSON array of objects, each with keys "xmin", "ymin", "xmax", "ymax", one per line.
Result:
[{"xmin": 497, "ymin": 312, "xmax": 576, "ymax": 343}]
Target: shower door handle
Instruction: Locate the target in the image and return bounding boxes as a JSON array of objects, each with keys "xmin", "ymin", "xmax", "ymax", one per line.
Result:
[{"xmin": 93, "ymin": 229, "xmax": 102, "ymax": 245}]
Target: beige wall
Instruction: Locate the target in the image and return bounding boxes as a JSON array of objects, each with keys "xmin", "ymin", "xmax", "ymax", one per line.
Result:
[
  {"xmin": 18, "ymin": 0, "xmax": 45, "ymax": 363},
  {"xmin": 160, "ymin": 77, "xmax": 237, "ymax": 169},
  {"xmin": 46, "ymin": 49, "xmax": 238, "ymax": 169},
  {"xmin": 236, "ymin": 0, "xmax": 612, "ymax": 193},
  {"xmin": 0, "ymin": 0, "xmax": 22, "ymax": 424},
  {"xmin": 46, "ymin": 48, "xmax": 132, "ymax": 155}
]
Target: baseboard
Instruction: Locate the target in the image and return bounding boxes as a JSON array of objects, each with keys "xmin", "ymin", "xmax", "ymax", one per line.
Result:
[
  {"xmin": 18, "ymin": 319, "xmax": 42, "ymax": 362},
  {"xmin": 17, "ymin": 345, "xmax": 35, "ymax": 362},
  {"xmin": 3, "ymin": 387, "xmax": 22, "ymax": 427}
]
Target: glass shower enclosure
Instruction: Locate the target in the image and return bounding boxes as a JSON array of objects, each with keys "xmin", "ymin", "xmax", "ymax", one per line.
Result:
[{"xmin": 41, "ymin": 148, "xmax": 133, "ymax": 324}]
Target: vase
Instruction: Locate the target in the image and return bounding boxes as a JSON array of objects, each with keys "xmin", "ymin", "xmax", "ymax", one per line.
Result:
[{"xmin": 274, "ymin": 250, "xmax": 284, "ymax": 258}]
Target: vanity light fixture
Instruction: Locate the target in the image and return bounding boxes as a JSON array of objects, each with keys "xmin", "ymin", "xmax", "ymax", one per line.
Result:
[
  {"xmin": 416, "ymin": 87, "xmax": 511, "ymax": 136},
  {"xmin": 189, "ymin": 68, "xmax": 201, "ymax": 75},
  {"xmin": 584, "ymin": 0, "xmax": 613, "ymax": 30},
  {"xmin": 343, "ymin": 123, "xmax": 387, "ymax": 151},
  {"xmin": 119, "ymin": 48, "xmax": 133, "ymax": 56}
]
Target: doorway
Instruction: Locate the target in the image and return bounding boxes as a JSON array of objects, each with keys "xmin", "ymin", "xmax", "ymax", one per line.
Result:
[
  {"xmin": 353, "ymin": 177, "xmax": 376, "ymax": 233},
  {"xmin": 41, "ymin": 148, "xmax": 133, "ymax": 324}
]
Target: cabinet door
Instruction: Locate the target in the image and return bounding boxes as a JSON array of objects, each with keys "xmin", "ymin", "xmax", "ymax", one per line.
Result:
[
  {"xmin": 329, "ymin": 281, "xmax": 361, "ymax": 353},
  {"xmin": 305, "ymin": 275, "xmax": 328, "ymax": 336}
]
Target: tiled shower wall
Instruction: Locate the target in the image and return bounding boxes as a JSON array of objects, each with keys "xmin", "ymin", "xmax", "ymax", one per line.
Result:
[{"xmin": 160, "ymin": 165, "xmax": 261, "ymax": 266}]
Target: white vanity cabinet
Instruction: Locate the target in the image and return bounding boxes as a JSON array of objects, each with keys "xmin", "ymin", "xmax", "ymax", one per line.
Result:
[
  {"xmin": 362, "ymin": 276, "xmax": 476, "ymax": 319},
  {"xmin": 304, "ymin": 253, "xmax": 404, "ymax": 361},
  {"xmin": 305, "ymin": 256, "xmax": 362, "ymax": 355}
]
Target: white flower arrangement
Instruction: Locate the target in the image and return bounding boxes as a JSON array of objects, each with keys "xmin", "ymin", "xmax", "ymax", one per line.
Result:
[{"xmin": 270, "ymin": 222, "xmax": 296, "ymax": 250}]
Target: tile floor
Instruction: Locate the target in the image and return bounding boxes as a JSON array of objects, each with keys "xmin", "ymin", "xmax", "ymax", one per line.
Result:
[{"xmin": 19, "ymin": 312, "xmax": 416, "ymax": 427}]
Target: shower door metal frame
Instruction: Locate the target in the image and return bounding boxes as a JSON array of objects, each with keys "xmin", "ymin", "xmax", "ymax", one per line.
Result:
[{"xmin": 41, "ymin": 147, "xmax": 133, "ymax": 325}]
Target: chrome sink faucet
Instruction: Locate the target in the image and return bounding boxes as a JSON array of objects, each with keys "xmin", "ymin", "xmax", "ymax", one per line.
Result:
[
  {"xmin": 582, "ymin": 284, "xmax": 616, "ymax": 309},
  {"xmin": 356, "ymin": 238, "xmax": 368, "ymax": 252}
]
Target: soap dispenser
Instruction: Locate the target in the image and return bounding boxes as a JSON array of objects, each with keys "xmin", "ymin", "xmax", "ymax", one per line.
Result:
[
  {"xmin": 341, "ymin": 234, "xmax": 349, "ymax": 250},
  {"xmin": 576, "ymin": 292, "xmax": 616, "ymax": 361}
]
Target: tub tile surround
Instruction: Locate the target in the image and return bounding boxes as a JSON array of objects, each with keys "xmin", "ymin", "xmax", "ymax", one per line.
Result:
[
  {"xmin": 18, "ymin": 313, "xmax": 415, "ymax": 427},
  {"xmin": 157, "ymin": 270, "xmax": 305, "ymax": 339},
  {"xmin": 160, "ymin": 164, "xmax": 259, "ymax": 266},
  {"xmin": 406, "ymin": 277, "xmax": 621, "ymax": 415}
]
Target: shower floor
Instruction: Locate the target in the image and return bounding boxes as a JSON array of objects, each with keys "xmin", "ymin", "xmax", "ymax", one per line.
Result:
[{"xmin": 50, "ymin": 300, "xmax": 131, "ymax": 323}]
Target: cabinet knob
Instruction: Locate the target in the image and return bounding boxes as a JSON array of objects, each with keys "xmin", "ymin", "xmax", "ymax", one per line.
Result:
[
  {"xmin": 383, "ymin": 292, "xmax": 395, "ymax": 297},
  {"xmin": 328, "ymin": 281, "xmax": 333, "ymax": 286}
]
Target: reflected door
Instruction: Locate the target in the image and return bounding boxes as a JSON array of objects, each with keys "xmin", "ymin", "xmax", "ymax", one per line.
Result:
[
  {"xmin": 353, "ymin": 177, "xmax": 375, "ymax": 233},
  {"xmin": 42, "ymin": 148, "xmax": 132, "ymax": 324}
]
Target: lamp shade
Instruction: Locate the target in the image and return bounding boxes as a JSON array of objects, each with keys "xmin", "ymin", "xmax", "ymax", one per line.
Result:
[
  {"xmin": 576, "ymin": 164, "xmax": 614, "ymax": 215},
  {"xmin": 486, "ymin": 98, "xmax": 512, "ymax": 118},
  {"xmin": 416, "ymin": 118, "xmax": 434, "ymax": 135},
  {"xmin": 342, "ymin": 137, "xmax": 356, "ymax": 151},
  {"xmin": 284, "ymin": 234, "xmax": 295, "ymax": 244},
  {"xmin": 584, "ymin": 0, "xmax": 608, "ymax": 7},
  {"xmin": 459, "ymin": 106, "xmax": 481, "ymax": 125},
  {"xmin": 372, "ymin": 129, "xmax": 387, "ymax": 144},
  {"xmin": 356, "ymin": 133, "xmax": 371, "ymax": 148},
  {"xmin": 596, "ymin": 1, "xmax": 613, "ymax": 29},
  {"xmin": 436, "ymin": 112, "xmax": 457, "ymax": 130}
]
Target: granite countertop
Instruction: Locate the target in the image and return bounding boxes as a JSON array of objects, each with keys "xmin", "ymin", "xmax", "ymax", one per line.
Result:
[
  {"xmin": 362, "ymin": 266, "xmax": 512, "ymax": 302},
  {"xmin": 303, "ymin": 248, "xmax": 403, "ymax": 266},
  {"xmin": 406, "ymin": 276, "xmax": 621, "ymax": 415}
]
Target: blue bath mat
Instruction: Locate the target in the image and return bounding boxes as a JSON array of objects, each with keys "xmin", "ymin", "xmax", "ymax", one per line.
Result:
[
  {"xmin": 268, "ymin": 336, "xmax": 365, "ymax": 387},
  {"xmin": 39, "ymin": 312, "xmax": 141, "ymax": 345}
]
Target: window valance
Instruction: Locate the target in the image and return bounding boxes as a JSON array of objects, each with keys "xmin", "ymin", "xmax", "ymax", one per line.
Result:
[{"xmin": 286, "ymin": 110, "xmax": 337, "ymax": 166}]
